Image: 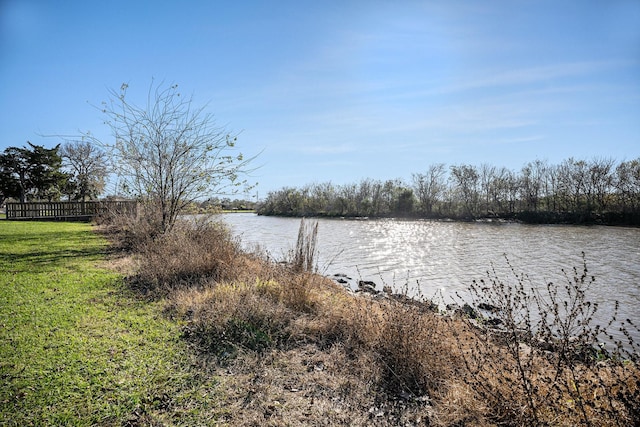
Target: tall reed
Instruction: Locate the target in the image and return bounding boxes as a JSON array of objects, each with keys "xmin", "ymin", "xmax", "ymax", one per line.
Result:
[{"xmin": 291, "ymin": 218, "xmax": 319, "ymax": 273}]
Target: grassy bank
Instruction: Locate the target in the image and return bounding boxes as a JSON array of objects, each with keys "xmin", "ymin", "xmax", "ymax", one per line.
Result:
[{"xmin": 0, "ymin": 221, "xmax": 219, "ymax": 425}]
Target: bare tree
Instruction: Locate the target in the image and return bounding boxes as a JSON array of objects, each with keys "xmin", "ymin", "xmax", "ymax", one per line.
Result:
[
  {"xmin": 60, "ymin": 140, "xmax": 108, "ymax": 201},
  {"xmin": 615, "ymin": 159, "xmax": 640, "ymax": 213},
  {"xmin": 92, "ymin": 82, "xmax": 255, "ymax": 233},
  {"xmin": 412, "ymin": 163, "xmax": 446, "ymax": 216},
  {"xmin": 587, "ymin": 157, "xmax": 615, "ymax": 214},
  {"xmin": 449, "ymin": 164, "xmax": 480, "ymax": 218},
  {"xmin": 478, "ymin": 163, "xmax": 496, "ymax": 215},
  {"xmin": 519, "ymin": 159, "xmax": 548, "ymax": 212}
]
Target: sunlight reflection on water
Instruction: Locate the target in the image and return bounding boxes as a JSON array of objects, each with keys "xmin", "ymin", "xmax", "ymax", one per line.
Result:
[{"xmin": 216, "ymin": 213, "xmax": 640, "ymax": 342}]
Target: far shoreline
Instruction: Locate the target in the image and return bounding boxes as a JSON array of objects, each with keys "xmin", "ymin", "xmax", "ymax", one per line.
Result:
[{"xmin": 254, "ymin": 211, "xmax": 640, "ymax": 228}]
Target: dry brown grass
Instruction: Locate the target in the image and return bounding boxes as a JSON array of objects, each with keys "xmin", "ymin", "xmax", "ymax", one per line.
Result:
[
  {"xmin": 99, "ymin": 213, "xmax": 640, "ymax": 426},
  {"xmin": 169, "ymin": 277, "xmax": 451, "ymax": 425}
]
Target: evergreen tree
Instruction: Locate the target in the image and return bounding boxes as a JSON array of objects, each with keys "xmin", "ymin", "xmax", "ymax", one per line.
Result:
[{"xmin": 0, "ymin": 142, "xmax": 66, "ymax": 203}]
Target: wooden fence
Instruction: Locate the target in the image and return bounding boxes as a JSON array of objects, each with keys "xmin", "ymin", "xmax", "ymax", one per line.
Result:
[{"xmin": 5, "ymin": 201, "xmax": 138, "ymax": 221}]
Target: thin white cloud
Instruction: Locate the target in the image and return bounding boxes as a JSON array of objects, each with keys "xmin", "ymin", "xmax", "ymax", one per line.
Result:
[
  {"xmin": 487, "ymin": 135, "xmax": 547, "ymax": 146},
  {"xmin": 446, "ymin": 61, "xmax": 629, "ymax": 92},
  {"xmin": 294, "ymin": 143, "xmax": 356, "ymax": 155}
]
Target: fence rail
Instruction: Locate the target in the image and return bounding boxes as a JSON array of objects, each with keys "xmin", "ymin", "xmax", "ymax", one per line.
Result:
[{"xmin": 5, "ymin": 201, "xmax": 138, "ymax": 221}]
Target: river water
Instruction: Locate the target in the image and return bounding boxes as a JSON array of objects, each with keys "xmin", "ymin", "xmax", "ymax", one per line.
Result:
[{"xmin": 217, "ymin": 213, "xmax": 640, "ymax": 343}]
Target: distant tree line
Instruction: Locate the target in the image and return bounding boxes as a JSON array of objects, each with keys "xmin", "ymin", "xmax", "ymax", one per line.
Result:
[
  {"xmin": 257, "ymin": 158, "xmax": 640, "ymax": 225},
  {"xmin": 0, "ymin": 141, "xmax": 108, "ymax": 206},
  {"xmin": 187, "ymin": 197, "xmax": 258, "ymax": 213}
]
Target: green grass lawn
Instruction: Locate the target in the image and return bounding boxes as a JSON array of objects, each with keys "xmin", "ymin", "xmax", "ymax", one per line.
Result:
[{"xmin": 0, "ymin": 221, "xmax": 220, "ymax": 426}]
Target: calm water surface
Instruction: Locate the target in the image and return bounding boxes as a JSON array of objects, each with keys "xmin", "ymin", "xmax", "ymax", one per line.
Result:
[{"xmin": 218, "ymin": 213, "xmax": 640, "ymax": 339}]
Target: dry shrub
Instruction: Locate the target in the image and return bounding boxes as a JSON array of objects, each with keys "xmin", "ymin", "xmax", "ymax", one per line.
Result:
[
  {"xmin": 174, "ymin": 254, "xmax": 452, "ymax": 398},
  {"xmin": 172, "ymin": 276, "xmax": 447, "ymax": 424},
  {"xmin": 450, "ymin": 253, "xmax": 640, "ymax": 426},
  {"xmin": 131, "ymin": 218, "xmax": 244, "ymax": 294},
  {"xmin": 361, "ymin": 299, "xmax": 455, "ymax": 397},
  {"xmin": 297, "ymin": 286, "xmax": 459, "ymax": 401},
  {"xmin": 453, "ymin": 328, "xmax": 640, "ymax": 426},
  {"xmin": 319, "ymin": 295, "xmax": 466, "ymax": 423},
  {"xmin": 95, "ymin": 206, "xmax": 156, "ymax": 251},
  {"xmin": 169, "ymin": 257, "xmax": 338, "ymax": 360},
  {"xmin": 169, "ymin": 256, "xmax": 463, "ymax": 422},
  {"xmin": 178, "ymin": 281, "xmax": 296, "ymax": 359},
  {"xmin": 449, "ymin": 318, "xmax": 546, "ymax": 424},
  {"xmin": 256, "ymin": 271, "xmax": 322, "ymax": 314},
  {"xmin": 172, "ymin": 273, "xmax": 342, "ymax": 351}
]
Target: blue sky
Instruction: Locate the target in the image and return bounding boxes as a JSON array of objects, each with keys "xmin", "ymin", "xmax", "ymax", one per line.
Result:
[{"xmin": 1, "ymin": 0, "xmax": 639, "ymax": 197}]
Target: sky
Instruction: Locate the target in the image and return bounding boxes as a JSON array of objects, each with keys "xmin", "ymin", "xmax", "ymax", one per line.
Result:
[{"xmin": 1, "ymin": 0, "xmax": 639, "ymax": 198}]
